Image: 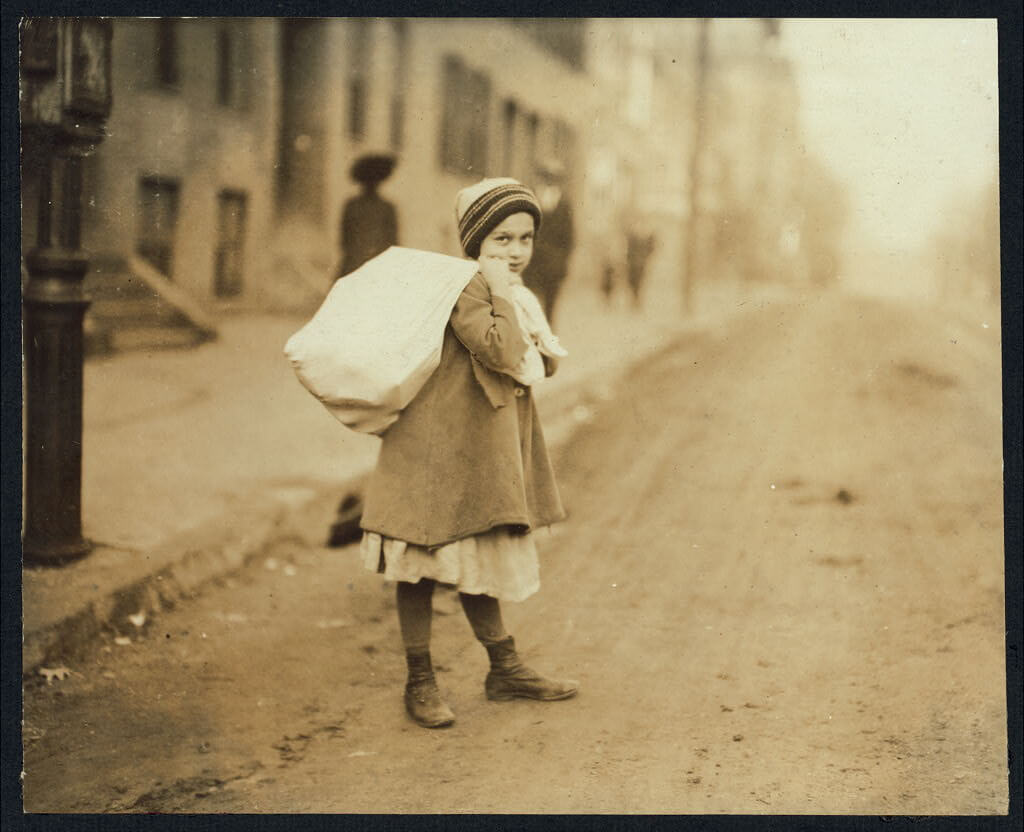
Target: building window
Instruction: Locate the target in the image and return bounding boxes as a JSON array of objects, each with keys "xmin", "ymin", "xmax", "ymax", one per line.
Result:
[
  {"xmin": 389, "ymin": 19, "xmax": 408, "ymax": 150},
  {"xmin": 137, "ymin": 177, "xmax": 181, "ymax": 277},
  {"xmin": 216, "ymin": 24, "xmax": 250, "ymax": 109},
  {"xmin": 349, "ymin": 79, "xmax": 366, "ymax": 141},
  {"xmin": 467, "ymin": 70, "xmax": 491, "ymax": 174},
  {"xmin": 525, "ymin": 112, "xmax": 539, "ymax": 179},
  {"xmin": 551, "ymin": 119, "xmax": 577, "ymax": 183},
  {"xmin": 156, "ymin": 19, "xmax": 179, "ymax": 87},
  {"xmin": 513, "ymin": 20, "xmax": 585, "ymax": 70},
  {"xmin": 217, "ymin": 29, "xmax": 233, "ymax": 105},
  {"xmin": 501, "ymin": 99, "xmax": 517, "ymax": 174},
  {"xmin": 348, "ymin": 18, "xmax": 371, "ymax": 141},
  {"xmin": 439, "ymin": 55, "xmax": 490, "ymax": 175},
  {"xmin": 440, "ymin": 56, "xmax": 460, "ymax": 171},
  {"xmin": 214, "ymin": 190, "xmax": 247, "ymax": 298}
]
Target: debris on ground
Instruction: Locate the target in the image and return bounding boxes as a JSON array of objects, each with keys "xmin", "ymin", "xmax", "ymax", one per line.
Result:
[{"xmin": 39, "ymin": 667, "xmax": 72, "ymax": 684}]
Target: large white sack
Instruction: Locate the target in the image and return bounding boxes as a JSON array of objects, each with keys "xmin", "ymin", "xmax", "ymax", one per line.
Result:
[{"xmin": 285, "ymin": 246, "xmax": 480, "ymax": 435}]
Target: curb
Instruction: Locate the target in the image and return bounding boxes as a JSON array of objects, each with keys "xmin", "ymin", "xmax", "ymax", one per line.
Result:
[
  {"xmin": 22, "ymin": 330, "xmax": 687, "ymax": 677},
  {"xmin": 22, "ymin": 481, "xmax": 349, "ymax": 676}
]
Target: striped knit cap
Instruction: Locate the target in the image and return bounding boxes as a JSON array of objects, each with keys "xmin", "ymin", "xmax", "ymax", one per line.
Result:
[{"xmin": 454, "ymin": 177, "xmax": 543, "ymax": 259}]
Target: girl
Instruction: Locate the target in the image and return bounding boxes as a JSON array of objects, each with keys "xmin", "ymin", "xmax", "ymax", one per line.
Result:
[{"xmin": 359, "ymin": 178, "xmax": 578, "ymax": 728}]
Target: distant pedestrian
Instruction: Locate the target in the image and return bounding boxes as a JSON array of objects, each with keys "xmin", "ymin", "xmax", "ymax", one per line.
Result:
[
  {"xmin": 358, "ymin": 177, "xmax": 578, "ymax": 728},
  {"xmin": 525, "ymin": 159, "xmax": 575, "ymax": 327},
  {"xmin": 595, "ymin": 210, "xmax": 625, "ymax": 308},
  {"xmin": 626, "ymin": 228, "xmax": 657, "ymax": 309},
  {"xmin": 327, "ymin": 154, "xmax": 400, "ymax": 546},
  {"xmin": 337, "ymin": 153, "xmax": 399, "ymax": 279},
  {"xmin": 600, "ymin": 259, "xmax": 617, "ymax": 305}
]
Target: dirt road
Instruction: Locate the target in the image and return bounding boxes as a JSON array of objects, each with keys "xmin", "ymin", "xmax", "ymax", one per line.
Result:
[{"xmin": 22, "ymin": 291, "xmax": 1007, "ymax": 813}]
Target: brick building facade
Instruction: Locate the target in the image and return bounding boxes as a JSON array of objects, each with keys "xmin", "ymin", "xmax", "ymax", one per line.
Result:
[{"xmin": 21, "ymin": 18, "xmax": 822, "ymax": 350}]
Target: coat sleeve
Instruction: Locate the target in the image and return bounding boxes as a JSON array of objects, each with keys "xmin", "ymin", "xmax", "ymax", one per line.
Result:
[{"xmin": 450, "ymin": 273, "xmax": 529, "ymax": 374}]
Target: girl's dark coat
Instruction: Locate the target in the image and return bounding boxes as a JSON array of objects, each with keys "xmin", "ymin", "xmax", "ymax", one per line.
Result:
[{"xmin": 360, "ymin": 272, "xmax": 566, "ymax": 548}]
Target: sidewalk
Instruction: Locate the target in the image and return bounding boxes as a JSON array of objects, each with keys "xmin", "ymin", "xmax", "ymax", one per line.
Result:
[{"xmin": 21, "ymin": 271, "xmax": 726, "ymax": 674}]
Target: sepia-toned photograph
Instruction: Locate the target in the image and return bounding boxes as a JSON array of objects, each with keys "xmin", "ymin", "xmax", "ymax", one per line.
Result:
[{"xmin": 16, "ymin": 16, "xmax": 1009, "ymax": 814}]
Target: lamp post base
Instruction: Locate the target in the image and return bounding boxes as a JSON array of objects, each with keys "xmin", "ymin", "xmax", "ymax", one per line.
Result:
[
  {"xmin": 22, "ymin": 535, "xmax": 93, "ymax": 568},
  {"xmin": 22, "ymin": 260, "xmax": 91, "ymax": 570}
]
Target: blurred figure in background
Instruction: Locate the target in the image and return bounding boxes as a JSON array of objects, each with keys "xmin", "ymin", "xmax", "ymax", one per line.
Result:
[
  {"xmin": 597, "ymin": 227, "xmax": 627, "ymax": 309},
  {"xmin": 328, "ymin": 153, "xmax": 399, "ymax": 547},
  {"xmin": 625, "ymin": 224, "xmax": 657, "ymax": 309},
  {"xmin": 600, "ymin": 257, "xmax": 618, "ymax": 305},
  {"xmin": 337, "ymin": 153, "xmax": 399, "ymax": 279},
  {"xmin": 526, "ymin": 159, "xmax": 575, "ymax": 326}
]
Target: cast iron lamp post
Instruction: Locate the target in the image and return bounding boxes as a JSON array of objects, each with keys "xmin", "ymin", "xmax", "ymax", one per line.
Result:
[{"xmin": 20, "ymin": 18, "xmax": 112, "ymax": 566}]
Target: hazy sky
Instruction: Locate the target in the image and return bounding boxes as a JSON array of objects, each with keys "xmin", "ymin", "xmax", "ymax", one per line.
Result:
[{"xmin": 779, "ymin": 19, "xmax": 999, "ymax": 253}]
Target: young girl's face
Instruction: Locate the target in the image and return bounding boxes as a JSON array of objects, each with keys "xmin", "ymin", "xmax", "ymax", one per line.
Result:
[{"xmin": 478, "ymin": 212, "xmax": 535, "ymax": 275}]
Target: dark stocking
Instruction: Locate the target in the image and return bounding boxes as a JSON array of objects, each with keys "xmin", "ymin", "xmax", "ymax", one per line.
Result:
[
  {"xmin": 459, "ymin": 591, "xmax": 508, "ymax": 644},
  {"xmin": 396, "ymin": 579, "xmax": 435, "ymax": 652}
]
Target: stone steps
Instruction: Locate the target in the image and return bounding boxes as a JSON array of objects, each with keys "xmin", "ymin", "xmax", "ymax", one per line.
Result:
[{"xmin": 83, "ymin": 256, "xmax": 217, "ymax": 357}]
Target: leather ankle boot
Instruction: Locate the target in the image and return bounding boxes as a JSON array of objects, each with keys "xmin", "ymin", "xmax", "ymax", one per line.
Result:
[
  {"xmin": 404, "ymin": 651, "xmax": 455, "ymax": 728},
  {"xmin": 483, "ymin": 636, "xmax": 579, "ymax": 702}
]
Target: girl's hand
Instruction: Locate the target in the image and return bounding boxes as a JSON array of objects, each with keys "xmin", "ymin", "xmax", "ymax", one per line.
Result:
[{"xmin": 478, "ymin": 255, "xmax": 513, "ymax": 294}]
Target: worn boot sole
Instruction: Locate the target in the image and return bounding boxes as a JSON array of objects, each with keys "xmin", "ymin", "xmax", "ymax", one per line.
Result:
[
  {"xmin": 404, "ymin": 693, "xmax": 455, "ymax": 728},
  {"xmin": 486, "ymin": 685, "xmax": 579, "ymax": 702},
  {"xmin": 408, "ymin": 712, "xmax": 456, "ymax": 728}
]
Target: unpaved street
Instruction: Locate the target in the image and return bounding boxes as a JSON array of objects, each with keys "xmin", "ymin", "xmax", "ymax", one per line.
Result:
[{"xmin": 22, "ymin": 291, "xmax": 1007, "ymax": 813}]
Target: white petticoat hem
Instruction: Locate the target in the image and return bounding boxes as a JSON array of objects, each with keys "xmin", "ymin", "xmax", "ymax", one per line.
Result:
[{"xmin": 360, "ymin": 527, "xmax": 542, "ymax": 603}]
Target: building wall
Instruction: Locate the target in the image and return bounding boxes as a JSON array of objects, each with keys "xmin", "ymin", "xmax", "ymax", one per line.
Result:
[
  {"xmin": 71, "ymin": 18, "xmax": 814, "ymax": 319},
  {"xmin": 78, "ymin": 18, "xmax": 600, "ymax": 314},
  {"xmin": 576, "ymin": 19, "xmax": 701, "ymax": 300},
  {"xmin": 82, "ymin": 18, "xmax": 282, "ymax": 305},
  {"xmin": 379, "ymin": 19, "xmax": 595, "ymax": 259},
  {"xmin": 693, "ymin": 19, "xmax": 808, "ymax": 285}
]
